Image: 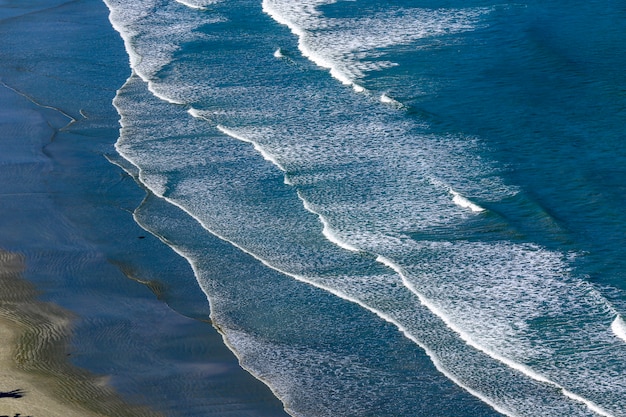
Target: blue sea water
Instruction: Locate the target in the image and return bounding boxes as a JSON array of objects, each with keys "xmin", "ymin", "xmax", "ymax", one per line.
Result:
[{"xmin": 103, "ymin": 0, "xmax": 626, "ymax": 415}]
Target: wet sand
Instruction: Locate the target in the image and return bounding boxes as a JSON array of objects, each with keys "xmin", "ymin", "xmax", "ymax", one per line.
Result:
[{"xmin": 0, "ymin": 250, "xmax": 160, "ymax": 417}]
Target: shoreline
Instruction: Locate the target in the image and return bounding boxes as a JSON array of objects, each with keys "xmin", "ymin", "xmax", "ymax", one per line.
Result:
[
  {"xmin": 0, "ymin": 1, "xmax": 290, "ymax": 416},
  {"xmin": 0, "ymin": 250, "xmax": 160, "ymax": 417}
]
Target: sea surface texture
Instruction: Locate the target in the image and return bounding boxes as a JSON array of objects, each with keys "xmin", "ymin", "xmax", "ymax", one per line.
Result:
[{"xmin": 104, "ymin": 0, "xmax": 626, "ymax": 415}]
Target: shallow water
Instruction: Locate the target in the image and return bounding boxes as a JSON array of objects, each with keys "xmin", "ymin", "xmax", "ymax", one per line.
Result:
[
  {"xmin": 13, "ymin": 0, "xmax": 626, "ymax": 415},
  {"xmin": 0, "ymin": 1, "xmax": 290, "ymax": 415}
]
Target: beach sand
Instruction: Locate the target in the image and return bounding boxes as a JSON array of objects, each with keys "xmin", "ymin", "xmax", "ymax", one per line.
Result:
[
  {"xmin": 0, "ymin": 250, "xmax": 160, "ymax": 417},
  {"xmin": 0, "ymin": 1, "xmax": 289, "ymax": 416}
]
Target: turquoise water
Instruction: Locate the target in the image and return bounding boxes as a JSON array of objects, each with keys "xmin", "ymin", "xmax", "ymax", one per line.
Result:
[{"xmin": 107, "ymin": 0, "xmax": 626, "ymax": 415}]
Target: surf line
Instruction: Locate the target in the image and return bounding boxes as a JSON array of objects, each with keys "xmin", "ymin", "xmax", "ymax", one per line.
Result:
[
  {"xmin": 117, "ymin": 116, "xmax": 519, "ymax": 416},
  {"xmin": 375, "ymin": 255, "xmax": 615, "ymax": 417},
  {"xmin": 207, "ymin": 122, "xmax": 609, "ymax": 416},
  {"xmin": 114, "ymin": 156, "xmax": 517, "ymax": 417},
  {"xmin": 261, "ymin": 0, "xmax": 365, "ymax": 94},
  {"xmin": 214, "ymin": 124, "xmax": 362, "ymax": 253},
  {"xmin": 206, "ymin": 115, "xmax": 612, "ymax": 417}
]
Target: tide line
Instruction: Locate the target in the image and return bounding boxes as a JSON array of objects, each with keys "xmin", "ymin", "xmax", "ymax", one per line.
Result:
[
  {"xmin": 1, "ymin": 81, "xmax": 76, "ymax": 130},
  {"xmin": 375, "ymin": 254, "xmax": 615, "ymax": 417}
]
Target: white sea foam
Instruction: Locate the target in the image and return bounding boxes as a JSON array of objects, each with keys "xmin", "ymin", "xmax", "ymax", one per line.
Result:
[
  {"xmin": 377, "ymin": 251, "xmax": 622, "ymax": 417},
  {"xmin": 104, "ymin": 0, "xmax": 224, "ymax": 105},
  {"xmin": 352, "ymin": 83, "xmax": 365, "ymax": 93},
  {"xmin": 106, "ymin": 0, "xmax": 626, "ymax": 411},
  {"xmin": 187, "ymin": 107, "xmax": 203, "ymax": 119},
  {"xmin": 262, "ymin": 0, "xmax": 490, "ymax": 93},
  {"xmin": 380, "ymin": 93, "xmax": 401, "ymax": 107},
  {"xmin": 450, "ymin": 189, "xmax": 485, "ymax": 212},
  {"xmin": 142, "ymin": 198, "xmax": 519, "ymax": 416},
  {"xmin": 375, "ymin": 254, "xmax": 553, "ymax": 384},
  {"xmin": 113, "ymin": 72, "xmax": 626, "ymax": 416},
  {"xmin": 612, "ymin": 315, "xmax": 626, "ymax": 343},
  {"xmin": 174, "ymin": 0, "xmax": 221, "ymax": 10},
  {"xmin": 562, "ymin": 391, "xmax": 614, "ymax": 417},
  {"xmin": 217, "ymin": 125, "xmax": 286, "ymax": 172},
  {"xmin": 297, "ymin": 192, "xmax": 361, "ymax": 253}
]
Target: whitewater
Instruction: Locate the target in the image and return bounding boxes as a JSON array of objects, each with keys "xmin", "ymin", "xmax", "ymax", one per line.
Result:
[{"xmin": 104, "ymin": 0, "xmax": 626, "ymax": 415}]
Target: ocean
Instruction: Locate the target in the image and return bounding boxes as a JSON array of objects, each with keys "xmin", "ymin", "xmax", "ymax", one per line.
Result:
[{"xmin": 5, "ymin": 0, "xmax": 626, "ymax": 415}]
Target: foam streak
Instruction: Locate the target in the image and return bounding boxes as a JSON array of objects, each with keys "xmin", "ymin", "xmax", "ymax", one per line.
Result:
[
  {"xmin": 612, "ymin": 315, "xmax": 626, "ymax": 343},
  {"xmin": 375, "ymin": 255, "xmax": 616, "ymax": 417}
]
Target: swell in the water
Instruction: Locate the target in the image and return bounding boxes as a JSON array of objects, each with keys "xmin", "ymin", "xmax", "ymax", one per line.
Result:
[
  {"xmin": 212, "ymin": 124, "xmax": 619, "ymax": 417},
  {"xmin": 104, "ymin": 0, "xmax": 626, "ymax": 416},
  {"xmin": 261, "ymin": 0, "xmax": 491, "ymax": 93}
]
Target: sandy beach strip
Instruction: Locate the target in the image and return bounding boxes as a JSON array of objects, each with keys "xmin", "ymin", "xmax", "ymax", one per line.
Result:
[
  {"xmin": 0, "ymin": 74, "xmax": 160, "ymax": 417},
  {"xmin": 0, "ymin": 250, "xmax": 161, "ymax": 417}
]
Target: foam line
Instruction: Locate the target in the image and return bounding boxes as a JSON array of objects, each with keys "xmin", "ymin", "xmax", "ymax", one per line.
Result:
[
  {"xmin": 177, "ymin": 105, "xmax": 609, "ymax": 417},
  {"xmin": 152, "ymin": 203, "xmax": 514, "ymax": 417},
  {"xmin": 162, "ymin": 207, "xmax": 513, "ymax": 417},
  {"xmin": 450, "ymin": 189, "xmax": 485, "ymax": 212},
  {"xmin": 115, "ymin": 105, "xmax": 615, "ymax": 417},
  {"xmin": 103, "ymin": 0, "xmax": 144, "ymax": 77},
  {"xmin": 187, "ymin": 107, "xmax": 203, "ymax": 119},
  {"xmin": 380, "ymin": 93, "xmax": 400, "ymax": 106},
  {"xmin": 375, "ymin": 254, "xmax": 616, "ymax": 417},
  {"xmin": 216, "ymin": 125, "xmax": 361, "ymax": 253},
  {"xmin": 174, "ymin": 0, "xmax": 219, "ymax": 10},
  {"xmin": 216, "ymin": 125, "xmax": 286, "ymax": 171},
  {"xmin": 611, "ymin": 315, "xmax": 626, "ymax": 343},
  {"xmin": 261, "ymin": 0, "xmax": 363, "ymax": 93},
  {"xmin": 112, "ymin": 74, "xmax": 522, "ymax": 416},
  {"xmin": 296, "ymin": 191, "xmax": 361, "ymax": 253},
  {"xmin": 562, "ymin": 391, "xmax": 614, "ymax": 417},
  {"xmin": 428, "ymin": 178, "xmax": 485, "ymax": 213},
  {"xmin": 103, "ymin": 1, "xmax": 186, "ymax": 106},
  {"xmin": 113, "ymin": 148, "xmax": 516, "ymax": 417},
  {"xmin": 147, "ymin": 85, "xmax": 185, "ymax": 105}
]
